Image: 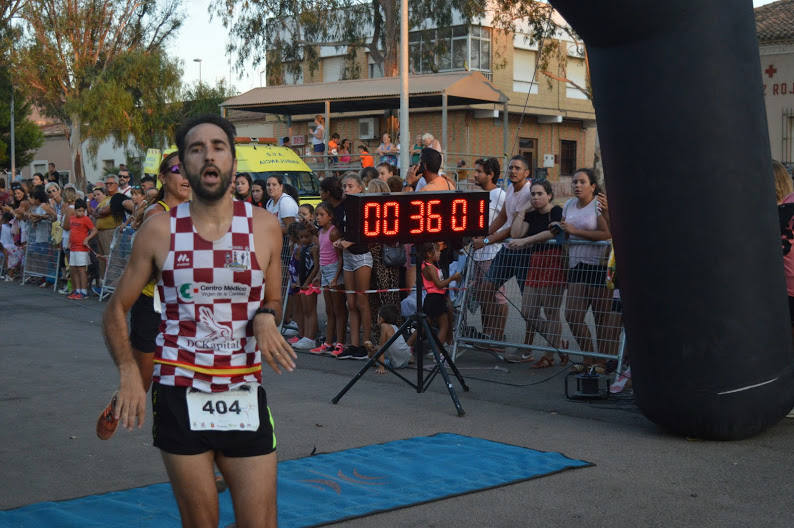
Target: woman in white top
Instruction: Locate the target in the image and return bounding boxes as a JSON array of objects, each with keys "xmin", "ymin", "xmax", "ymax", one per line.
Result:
[
  {"xmin": 265, "ymin": 175, "xmax": 299, "ymax": 235},
  {"xmin": 311, "ymin": 115, "xmax": 325, "ymax": 165},
  {"xmin": 560, "ymin": 168, "xmax": 612, "ymax": 368}
]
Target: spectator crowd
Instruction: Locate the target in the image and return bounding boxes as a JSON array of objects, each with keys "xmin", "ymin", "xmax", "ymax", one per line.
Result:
[{"xmin": 41, "ymin": 124, "xmax": 794, "ymax": 395}]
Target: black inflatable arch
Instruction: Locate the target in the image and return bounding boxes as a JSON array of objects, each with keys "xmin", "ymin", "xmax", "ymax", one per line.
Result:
[{"xmin": 550, "ymin": 0, "xmax": 794, "ymax": 439}]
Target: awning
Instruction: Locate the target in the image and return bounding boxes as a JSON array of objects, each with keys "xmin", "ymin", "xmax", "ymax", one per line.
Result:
[{"xmin": 221, "ymin": 71, "xmax": 508, "ymax": 115}]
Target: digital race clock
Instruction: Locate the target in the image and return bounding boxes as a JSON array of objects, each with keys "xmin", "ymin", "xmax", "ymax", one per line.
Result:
[{"xmin": 343, "ymin": 191, "xmax": 490, "ymax": 243}]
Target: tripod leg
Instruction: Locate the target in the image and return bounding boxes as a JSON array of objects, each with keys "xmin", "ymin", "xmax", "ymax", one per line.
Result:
[
  {"xmin": 428, "ymin": 329, "xmax": 470, "ymax": 392},
  {"xmin": 331, "ymin": 317, "xmax": 418, "ymax": 404},
  {"xmin": 421, "ymin": 318, "xmax": 466, "ymax": 417}
]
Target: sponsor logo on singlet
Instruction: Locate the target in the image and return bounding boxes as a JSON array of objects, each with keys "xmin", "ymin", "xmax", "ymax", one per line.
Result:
[
  {"xmin": 183, "ymin": 306, "xmax": 242, "ymax": 352},
  {"xmin": 225, "ymin": 248, "xmax": 251, "ymax": 270},
  {"xmin": 175, "ymin": 251, "xmax": 192, "ymax": 269},
  {"xmin": 178, "ymin": 282, "xmax": 251, "ymax": 302}
]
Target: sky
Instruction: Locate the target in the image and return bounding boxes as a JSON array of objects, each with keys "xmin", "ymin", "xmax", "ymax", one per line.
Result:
[
  {"xmin": 169, "ymin": 0, "xmax": 259, "ymax": 94},
  {"xmin": 170, "ymin": 0, "xmax": 782, "ymax": 96}
]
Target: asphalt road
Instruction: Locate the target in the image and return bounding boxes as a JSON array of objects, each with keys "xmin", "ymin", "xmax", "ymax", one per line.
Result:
[{"xmin": 1, "ymin": 282, "xmax": 792, "ymax": 527}]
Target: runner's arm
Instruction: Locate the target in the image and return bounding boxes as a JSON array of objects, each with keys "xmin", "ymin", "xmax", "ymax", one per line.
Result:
[
  {"xmin": 102, "ymin": 214, "xmax": 169, "ymax": 430},
  {"xmin": 252, "ymin": 208, "xmax": 296, "ymax": 374}
]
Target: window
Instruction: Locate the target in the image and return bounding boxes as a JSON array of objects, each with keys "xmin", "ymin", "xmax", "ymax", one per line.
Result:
[
  {"xmin": 409, "ymin": 25, "xmax": 491, "ymax": 75},
  {"xmin": 368, "ymin": 62, "xmax": 384, "ymax": 79},
  {"xmin": 566, "ymin": 58, "xmax": 588, "ymax": 100},
  {"xmin": 323, "ymin": 57, "xmax": 345, "ymax": 82},
  {"xmin": 513, "ymin": 49, "xmax": 538, "ymax": 94},
  {"xmin": 560, "ymin": 140, "xmax": 577, "ymax": 176}
]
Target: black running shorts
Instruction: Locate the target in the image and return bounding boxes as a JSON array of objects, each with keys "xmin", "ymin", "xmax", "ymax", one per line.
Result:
[
  {"xmin": 129, "ymin": 293, "xmax": 160, "ymax": 353},
  {"xmin": 152, "ymin": 383, "xmax": 277, "ymax": 457}
]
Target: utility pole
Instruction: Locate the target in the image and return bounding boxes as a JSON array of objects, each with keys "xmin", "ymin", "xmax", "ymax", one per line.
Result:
[
  {"xmin": 398, "ymin": 0, "xmax": 410, "ymax": 179},
  {"xmin": 10, "ymin": 79, "xmax": 15, "ymax": 179}
]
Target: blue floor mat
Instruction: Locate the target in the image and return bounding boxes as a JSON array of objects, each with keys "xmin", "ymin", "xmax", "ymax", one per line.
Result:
[{"xmin": 1, "ymin": 433, "xmax": 591, "ymax": 528}]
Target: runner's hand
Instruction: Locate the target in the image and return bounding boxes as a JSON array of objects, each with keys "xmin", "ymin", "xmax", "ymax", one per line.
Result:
[
  {"xmin": 116, "ymin": 365, "xmax": 147, "ymax": 430},
  {"xmin": 254, "ymin": 313, "xmax": 296, "ymax": 374}
]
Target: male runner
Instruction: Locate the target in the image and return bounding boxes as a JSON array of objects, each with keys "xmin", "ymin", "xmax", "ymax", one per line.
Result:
[{"xmin": 103, "ymin": 114, "xmax": 296, "ymax": 527}]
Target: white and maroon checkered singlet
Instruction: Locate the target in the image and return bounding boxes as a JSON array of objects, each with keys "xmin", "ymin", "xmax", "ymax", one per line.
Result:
[{"xmin": 153, "ymin": 200, "xmax": 265, "ymax": 392}]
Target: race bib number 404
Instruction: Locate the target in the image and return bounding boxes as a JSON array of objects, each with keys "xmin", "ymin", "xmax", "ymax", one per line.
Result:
[{"xmin": 186, "ymin": 383, "xmax": 260, "ymax": 431}]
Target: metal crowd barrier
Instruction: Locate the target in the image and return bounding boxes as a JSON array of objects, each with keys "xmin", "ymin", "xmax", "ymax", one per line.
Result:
[
  {"xmin": 452, "ymin": 239, "xmax": 626, "ymax": 373},
  {"xmin": 22, "ymin": 237, "xmax": 61, "ymax": 292},
  {"xmin": 99, "ymin": 226, "xmax": 136, "ymax": 301},
  {"xmin": 278, "ymin": 235, "xmax": 294, "ymax": 332}
]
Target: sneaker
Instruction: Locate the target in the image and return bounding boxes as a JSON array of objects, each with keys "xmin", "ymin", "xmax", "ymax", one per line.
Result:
[
  {"xmin": 335, "ymin": 345, "xmax": 364, "ymax": 360},
  {"xmin": 609, "ymin": 367, "xmax": 632, "ymax": 394},
  {"xmin": 287, "ymin": 336, "xmax": 300, "ymax": 344},
  {"xmin": 58, "ymin": 286, "xmax": 71, "ymax": 295},
  {"xmin": 91, "ymin": 286, "xmax": 102, "ymax": 297},
  {"xmin": 502, "ymin": 347, "xmax": 535, "ymax": 363},
  {"xmin": 310, "ymin": 342, "xmax": 333, "ymax": 355},
  {"xmin": 348, "ymin": 346, "xmax": 369, "ymax": 360},
  {"xmin": 326, "ymin": 343, "xmax": 345, "ymax": 357},
  {"xmin": 96, "ymin": 392, "xmax": 119, "ymax": 440},
  {"xmin": 67, "ymin": 292, "xmax": 82, "ymax": 300},
  {"xmin": 787, "ymin": 408, "xmax": 794, "ymax": 419},
  {"xmin": 292, "ymin": 337, "xmax": 316, "ymax": 350},
  {"xmin": 283, "ymin": 320, "xmax": 299, "ymax": 330},
  {"xmin": 330, "ymin": 344, "xmax": 348, "ymax": 359},
  {"xmin": 281, "ymin": 327, "xmax": 299, "ymax": 337}
]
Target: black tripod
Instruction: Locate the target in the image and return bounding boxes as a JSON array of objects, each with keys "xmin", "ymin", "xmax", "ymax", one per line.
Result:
[{"xmin": 331, "ymin": 261, "xmax": 469, "ymax": 416}]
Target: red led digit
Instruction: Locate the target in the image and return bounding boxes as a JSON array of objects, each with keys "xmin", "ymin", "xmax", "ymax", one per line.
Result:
[
  {"xmin": 363, "ymin": 202, "xmax": 381, "ymax": 237},
  {"xmin": 409, "ymin": 200, "xmax": 425, "ymax": 234},
  {"xmin": 478, "ymin": 199, "xmax": 486, "ymax": 229},
  {"xmin": 427, "ymin": 199, "xmax": 442, "ymax": 233},
  {"xmin": 451, "ymin": 198, "xmax": 467, "ymax": 232},
  {"xmin": 383, "ymin": 201, "xmax": 399, "ymax": 235}
]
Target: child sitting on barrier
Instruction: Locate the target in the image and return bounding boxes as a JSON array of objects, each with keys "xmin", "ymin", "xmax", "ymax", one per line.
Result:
[
  {"xmin": 64, "ymin": 199, "xmax": 97, "ymax": 300},
  {"xmin": 364, "ymin": 304, "xmax": 412, "ymax": 374}
]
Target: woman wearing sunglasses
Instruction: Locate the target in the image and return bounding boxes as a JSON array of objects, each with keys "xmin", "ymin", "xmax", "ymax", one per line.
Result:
[{"xmin": 128, "ymin": 153, "xmax": 190, "ymax": 395}]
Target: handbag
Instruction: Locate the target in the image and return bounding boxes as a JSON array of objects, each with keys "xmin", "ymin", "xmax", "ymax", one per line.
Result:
[{"xmin": 383, "ymin": 243, "xmax": 406, "ymax": 267}]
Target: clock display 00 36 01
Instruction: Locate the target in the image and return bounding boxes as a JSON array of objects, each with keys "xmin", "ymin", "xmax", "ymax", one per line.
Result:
[{"xmin": 343, "ymin": 191, "xmax": 490, "ymax": 243}]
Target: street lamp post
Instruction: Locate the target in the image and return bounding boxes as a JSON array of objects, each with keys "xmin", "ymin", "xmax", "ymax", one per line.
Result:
[{"xmin": 193, "ymin": 58, "xmax": 203, "ymax": 85}]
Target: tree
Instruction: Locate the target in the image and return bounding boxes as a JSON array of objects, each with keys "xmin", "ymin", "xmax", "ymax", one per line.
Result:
[
  {"xmin": 213, "ymin": 0, "xmax": 561, "ymax": 83},
  {"xmin": 79, "ymin": 48, "xmax": 183, "ymax": 159},
  {"xmin": 0, "ymin": 65, "xmax": 43, "ymax": 168},
  {"xmin": 215, "ymin": 0, "xmax": 604, "ymax": 183},
  {"xmin": 16, "ymin": 0, "xmax": 183, "ymax": 189},
  {"xmin": 181, "ymin": 80, "xmax": 238, "ymax": 119}
]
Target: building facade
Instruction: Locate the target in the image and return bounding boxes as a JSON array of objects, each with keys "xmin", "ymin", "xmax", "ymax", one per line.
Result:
[
  {"xmin": 757, "ymin": 0, "xmax": 794, "ymax": 164},
  {"xmin": 237, "ymin": 12, "xmax": 597, "ymax": 183}
]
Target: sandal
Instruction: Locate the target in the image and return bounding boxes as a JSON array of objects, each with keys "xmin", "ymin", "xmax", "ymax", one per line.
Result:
[
  {"xmin": 96, "ymin": 391, "xmax": 119, "ymax": 440},
  {"xmin": 530, "ymin": 356, "xmax": 555, "ymax": 369}
]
